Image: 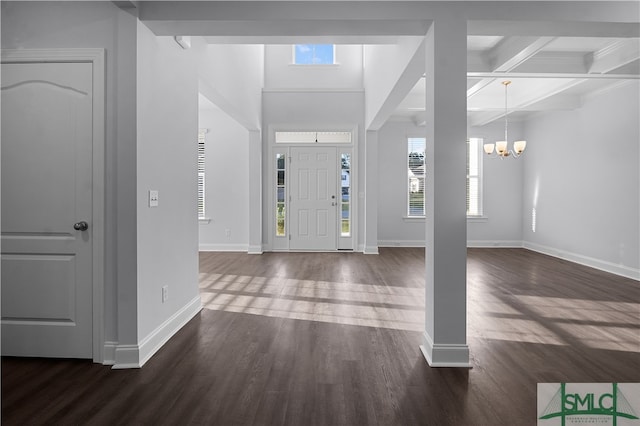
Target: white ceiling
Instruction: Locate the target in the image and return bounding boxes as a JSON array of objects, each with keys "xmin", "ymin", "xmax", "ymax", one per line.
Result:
[
  {"xmin": 394, "ymin": 34, "xmax": 640, "ymax": 126},
  {"xmin": 135, "ymin": 2, "xmax": 640, "ymax": 128}
]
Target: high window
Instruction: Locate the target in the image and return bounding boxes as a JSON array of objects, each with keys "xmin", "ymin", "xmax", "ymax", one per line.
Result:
[
  {"xmin": 294, "ymin": 44, "xmax": 335, "ymax": 65},
  {"xmin": 407, "ymin": 137, "xmax": 426, "ymax": 217},
  {"xmin": 467, "ymin": 137, "xmax": 483, "ymax": 216},
  {"xmin": 197, "ymin": 129, "xmax": 206, "ymax": 219}
]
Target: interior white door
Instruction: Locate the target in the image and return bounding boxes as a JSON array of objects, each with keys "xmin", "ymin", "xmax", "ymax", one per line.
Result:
[
  {"xmin": 289, "ymin": 147, "xmax": 338, "ymax": 250},
  {"xmin": 1, "ymin": 61, "xmax": 94, "ymax": 358}
]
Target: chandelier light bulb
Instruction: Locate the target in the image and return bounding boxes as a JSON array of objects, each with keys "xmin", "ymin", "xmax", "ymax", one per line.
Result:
[{"xmin": 484, "ymin": 80, "xmax": 528, "ymax": 159}]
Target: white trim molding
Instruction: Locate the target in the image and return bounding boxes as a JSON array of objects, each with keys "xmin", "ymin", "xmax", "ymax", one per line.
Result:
[
  {"xmin": 467, "ymin": 240, "xmax": 524, "ymax": 248},
  {"xmin": 420, "ymin": 332, "xmax": 472, "ymax": 368},
  {"xmin": 111, "ymin": 296, "xmax": 202, "ymax": 369},
  {"xmin": 112, "ymin": 345, "xmax": 141, "ymax": 370},
  {"xmin": 523, "ymin": 241, "xmax": 640, "ymax": 281},
  {"xmin": 199, "ymin": 243, "xmax": 249, "ymax": 252},
  {"xmin": 102, "ymin": 341, "xmax": 118, "ymax": 366},
  {"xmin": 379, "ymin": 240, "xmax": 425, "ymax": 248},
  {"xmin": 363, "ymin": 245, "xmax": 379, "ymax": 255},
  {"xmin": 248, "ymin": 245, "xmax": 264, "ymax": 255}
]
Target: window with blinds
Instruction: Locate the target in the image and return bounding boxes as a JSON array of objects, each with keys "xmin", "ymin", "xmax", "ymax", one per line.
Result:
[
  {"xmin": 407, "ymin": 137, "xmax": 426, "ymax": 217},
  {"xmin": 198, "ymin": 129, "xmax": 206, "ymax": 219},
  {"xmin": 467, "ymin": 137, "xmax": 483, "ymax": 216}
]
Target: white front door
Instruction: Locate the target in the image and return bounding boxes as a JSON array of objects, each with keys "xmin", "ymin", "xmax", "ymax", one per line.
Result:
[
  {"xmin": 289, "ymin": 147, "xmax": 338, "ymax": 250},
  {"xmin": 1, "ymin": 61, "xmax": 94, "ymax": 358}
]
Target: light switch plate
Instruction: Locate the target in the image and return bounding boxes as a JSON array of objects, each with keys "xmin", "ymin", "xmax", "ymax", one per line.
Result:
[{"xmin": 149, "ymin": 190, "xmax": 159, "ymax": 207}]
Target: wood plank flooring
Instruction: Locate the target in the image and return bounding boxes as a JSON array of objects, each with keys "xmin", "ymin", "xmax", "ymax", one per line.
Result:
[{"xmin": 3, "ymin": 248, "xmax": 639, "ymax": 425}]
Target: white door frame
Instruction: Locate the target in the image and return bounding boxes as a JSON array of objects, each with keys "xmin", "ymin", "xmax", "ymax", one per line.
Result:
[
  {"xmin": 1, "ymin": 48, "xmax": 106, "ymax": 363},
  {"xmin": 269, "ymin": 132, "xmax": 356, "ymax": 252}
]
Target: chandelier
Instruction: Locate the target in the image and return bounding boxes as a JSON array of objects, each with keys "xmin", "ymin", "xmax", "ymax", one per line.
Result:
[{"xmin": 483, "ymin": 80, "xmax": 527, "ymax": 158}]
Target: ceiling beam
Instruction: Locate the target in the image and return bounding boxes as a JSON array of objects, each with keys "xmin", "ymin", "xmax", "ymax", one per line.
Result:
[
  {"xmin": 467, "ymin": 36, "xmax": 555, "ymax": 99},
  {"xmin": 468, "ymin": 71, "xmax": 640, "ymax": 80},
  {"xmin": 468, "ymin": 21, "xmax": 640, "ymax": 38},
  {"xmin": 489, "ymin": 36, "xmax": 556, "ymax": 72},
  {"xmin": 587, "ymin": 38, "xmax": 640, "ymax": 73},
  {"xmin": 144, "ymin": 19, "xmax": 430, "ymax": 37},
  {"xmin": 202, "ymin": 35, "xmax": 401, "ymax": 45},
  {"xmin": 469, "ymin": 78, "xmax": 587, "ymax": 126}
]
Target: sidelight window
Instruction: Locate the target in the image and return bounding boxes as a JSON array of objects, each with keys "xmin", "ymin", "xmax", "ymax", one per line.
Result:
[{"xmin": 276, "ymin": 153, "xmax": 286, "ymax": 237}]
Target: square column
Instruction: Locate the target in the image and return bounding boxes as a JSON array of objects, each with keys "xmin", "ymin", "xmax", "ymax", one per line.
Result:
[
  {"xmin": 363, "ymin": 130, "xmax": 379, "ymax": 254},
  {"xmin": 420, "ymin": 17, "xmax": 470, "ymax": 367},
  {"xmin": 248, "ymin": 130, "xmax": 263, "ymax": 254}
]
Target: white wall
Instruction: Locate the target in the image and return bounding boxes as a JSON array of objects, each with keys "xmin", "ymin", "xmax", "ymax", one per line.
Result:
[
  {"xmin": 1, "ymin": 0, "xmax": 139, "ymax": 355},
  {"xmin": 522, "ymin": 82, "xmax": 640, "ymax": 279},
  {"xmin": 363, "ymin": 36, "xmax": 424, "ymax": 130},
  {"xmin": 136, "ymin": 23, "xmax": 201, "ymax": 359},
  {"xmin": 198, "ymin": 99, "xmax": 250, "ymax": 251},
  {"xmin": 467, "ymin": 120, "xmax": 524, "ymax": 246},
  {"xmin": 193, "ymin": 38, "xmax": 264, "ymax": 131},
  {"xmin": 377, "ymin": 121, "xmax": 425, "ymax": 245},
  {"xmin": 264, "ymin": 45, "xmax": 363, "ymax": 90},
  {"xmin": 376, "ymin": 119, "xmax": 524, "ymax": 247}
]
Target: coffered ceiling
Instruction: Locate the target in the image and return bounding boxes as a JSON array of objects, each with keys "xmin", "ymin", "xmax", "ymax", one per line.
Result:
[
  {"xmin": 137, "ymin": 1, "xmax": 640, "ymax": 128},
  {"xmin": 395, "ymin": 34, "xmax": 640, "ymax": 126}
]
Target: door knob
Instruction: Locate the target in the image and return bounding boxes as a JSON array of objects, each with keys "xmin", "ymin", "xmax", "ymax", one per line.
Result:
[{"xmin": 73, "ymin": 221, "xmax": 89, "ymax": 231}]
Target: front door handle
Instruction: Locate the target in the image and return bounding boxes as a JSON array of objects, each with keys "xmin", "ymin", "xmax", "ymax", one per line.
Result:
[{"xmin": 73, "ymin": 221, "xmax": 89, "ymax": 231}]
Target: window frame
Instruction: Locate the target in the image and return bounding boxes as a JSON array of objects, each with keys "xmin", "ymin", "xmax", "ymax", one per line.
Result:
[
  {"xmin": 406, "ymin": 137, "xmax": 426, "ymax": 218},
  {"xmin": 466, "ymin": 137, "xmax": 484, "ymax": 218},
  {"xmin": 197, "ymin": 129, "xmax": 207, "ymax": 220}
]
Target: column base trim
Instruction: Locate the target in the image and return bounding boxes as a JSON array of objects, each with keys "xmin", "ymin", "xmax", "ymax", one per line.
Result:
[{"xmin": 420, "ymin": 332, "xmax": 471, "ymax": 368}]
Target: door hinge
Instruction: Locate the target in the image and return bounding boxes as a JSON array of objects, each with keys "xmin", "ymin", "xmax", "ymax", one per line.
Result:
[{"xmin": 288, "ymin": 234, "xmax": 291, "ymax": 240}]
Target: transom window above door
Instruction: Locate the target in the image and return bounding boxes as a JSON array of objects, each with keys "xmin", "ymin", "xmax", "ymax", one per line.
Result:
[{"xmin": 275, "ymin": 131, "xmax": 352, "ymax": 144}]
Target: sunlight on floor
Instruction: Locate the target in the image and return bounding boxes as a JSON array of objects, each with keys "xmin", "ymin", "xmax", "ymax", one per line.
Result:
[
  {"xmin": 469, "ymin": 292, "xmax": 640, "ymax": 352},
  {"xmin": 198, "ymin": 271, "xmax": 640, "ymax": 351},
  {"xmin": 516, "ymin": 295, "xmax": 640, "ymax": 353},
  {"xmin": 199, "ymin": 272, "xmax": 425, "ymax": 331}
]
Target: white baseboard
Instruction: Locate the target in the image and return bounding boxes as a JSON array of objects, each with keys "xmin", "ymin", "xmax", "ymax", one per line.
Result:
[
  {"xmin": 102, "ymin": 341, "xmax": 117, "ymax": 366},
  {"xmin": 111, "ymin": 296, "xmax": 202, "ymax": 369},
  {"xmin": 420, "ymin": 332, "xmax": 471, "ymax": 368},
  {"xmin": 523, "ymin": 241, "xmax": 640, "ymax": 281},
  {"xmin": 363, "ymin": 245, "xmax": 379, "ymax": 254},
  {"xmin": 112, "ymin": 344, "xmax": 141, "ymax": 369},
  {"xmin": 378, "ymin": 240, "xmax": 523, "ymax": 248},
  {"xmin": 199, "ymin": 243, "xmax": 248, "ymax": 252},
  {"xmin": 467, "ymin": 240, "xmax": 524, "ymax": 248},
  {"xmin": 378, "ymin": 240, "xmax": 425, "ymax": 247},
  {"xmin": 247, "ymin": 245, "xmax": 263, "ymax": 254}
]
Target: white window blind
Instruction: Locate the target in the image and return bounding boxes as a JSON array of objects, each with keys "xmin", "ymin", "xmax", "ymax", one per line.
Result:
[
  {"xmin": 407, "ymin": 137, "xmax": 426, "ymax": 217},
  {"xmin": 467, "ymin": 137, "xmax": 483, "ymax": 216},
  {"xmin": 198, "ymin": 129, "xmax": 206, "ymax": 219}
]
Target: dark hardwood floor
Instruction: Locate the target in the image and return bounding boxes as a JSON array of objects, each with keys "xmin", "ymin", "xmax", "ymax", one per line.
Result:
[{"xmin": 3, "ymin": 248, "xmax": 639, "ymax": 425}]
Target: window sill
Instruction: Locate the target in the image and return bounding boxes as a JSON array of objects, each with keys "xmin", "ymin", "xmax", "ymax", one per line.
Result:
[
  {"xmin": 401, "ymin": 216, "xmax": 489, "ymax": 223},
  {"xmin": 467, "ymin": 216, "xmax": 489, "ymax": 223},
  {"xmin": 199, "ymin": 217, "xmax": 212, "ymax": 224},
  {"xmin": 288, "ymin": 63, "xmax": 340, "ymax": 68},
  {"xmin": 403, "ymin": 216, "xmax": 425, "ymax": 222}
]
